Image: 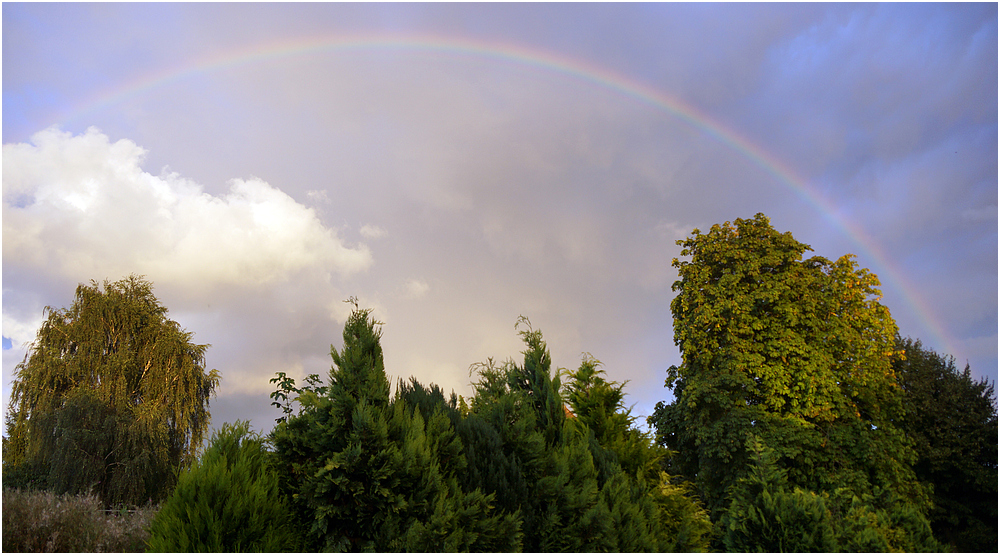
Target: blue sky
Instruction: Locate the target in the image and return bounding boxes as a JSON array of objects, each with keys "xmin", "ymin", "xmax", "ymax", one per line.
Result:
[{"xmin": 3, "ymin": 3, "xmax": 996, "ymax": 435}]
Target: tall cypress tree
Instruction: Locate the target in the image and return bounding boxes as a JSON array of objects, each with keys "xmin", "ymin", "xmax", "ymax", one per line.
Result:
[
  {"xmin": 564, "ymin": 356, "xmax": 712, "ymax": 551},
  {"xmin": 462, "ymin": 320, "xmax": 609, "ymax": 551},
  {"xmin": 720, "ymin": 437, "xmax": 838, "ymax": 553},
  {"xmin": 146, "ymin": 421, "xmax": 302, "ymax": 552},
  {"xmin": 465, "ymin": 319, "xmax": 712, "ymax": 552}
]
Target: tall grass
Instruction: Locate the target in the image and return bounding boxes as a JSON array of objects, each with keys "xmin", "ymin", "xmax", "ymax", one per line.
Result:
[{"xmin": 2, "ymin": 488, "xmax": 157, "ymax": 552}]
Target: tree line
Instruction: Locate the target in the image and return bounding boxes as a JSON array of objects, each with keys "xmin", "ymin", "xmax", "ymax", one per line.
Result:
[{"xmin": 3, "ymin": 213, "xmax": 996, "ymax": 552}]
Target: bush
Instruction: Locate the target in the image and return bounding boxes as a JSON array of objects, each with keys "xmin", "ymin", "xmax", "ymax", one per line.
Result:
[
  {"xmin": 1, "ymin": 488, "xmax": 155, "ymax": 552},
  {"xmin": 145, "ymin": 421, "xmax": 302, "ymax": 552}
]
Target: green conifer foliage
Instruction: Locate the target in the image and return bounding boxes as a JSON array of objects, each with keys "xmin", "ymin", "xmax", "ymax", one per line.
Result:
[
  {"xmin": 563, "ymin": 354, "xmax": 712, "ymax": 552},
  {"xmin": 145, "ymin": 421, "xmax": 301, "ymax": 552},
  {"xmin": 270, "ymin": 305, "xmax": 519, "ymax": 552},
  {"xmin": 651, "ymin": 475, "xmax": 713, "ymax": 552},
  {"xmin": 893, "ymin": 337, "xmax": 998, "ymax": 552},
  {"xmin": 3, "ymin": 275, "xmax": 219, "ymax": 506},
  {"xmin": 564, "ymin": 355, "xmax": 662, "ymax": 484},
  {"xmin": 465, "ymin": 320, "xmax": 712, "ymax": 552},
  {"xmin": 720, "ymin": 438, "xmax": 838, "ymax": 553},
  {"xmin": 464, "ymin": 321, "xmax": 610, "ymax": 552}
]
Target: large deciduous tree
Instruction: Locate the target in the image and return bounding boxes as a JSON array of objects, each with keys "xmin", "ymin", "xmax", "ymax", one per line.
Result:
[
  {"xmin": 2, "ymin": 275, "xmax": 219, "ymax": 506},
  {"xmin": 649, "ymin": 214, "xmax": 936, "ymax": 550}
]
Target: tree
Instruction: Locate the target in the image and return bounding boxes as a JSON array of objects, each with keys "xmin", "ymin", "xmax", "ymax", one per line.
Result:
[
  {"xmin": 462, "ymin": 320, "xmax": 614, "ymax": 552},
  {"xmin": 3, "ymin": 275, "xmax": 219, "ymax": 506},
  {"xmin": 563, "ymin": 355, "xmax": 656, "ymax": 481},
  {"xmin": 649, "ymin": 214, "xmax": 935, "ymax": 548},
  {"xmin": 462, "ymin": 319, "xmax": 712, "ymax": 552},
  {"xmin": 720, "ymin": 437, "xmax": 838, "ymax": 553},
  {"xmin": 893, "ymin": 337, "xmax": 998, "ymax": 552},
  {"xmin": 562, "ymin": 355, "xmax": 712, "ymax": 551},
  {"xmin": 269, "ymin": 304, "xmax": 520, "ymax": 552},
  {"xmin": 146, "ymin": 421, "xmax": 302, "ymax": 552}
]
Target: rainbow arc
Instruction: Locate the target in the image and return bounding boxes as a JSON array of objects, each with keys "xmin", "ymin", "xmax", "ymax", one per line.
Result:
[{"xmin": 58, "ymin": 33, "xmax": 956, "ymax": 356}]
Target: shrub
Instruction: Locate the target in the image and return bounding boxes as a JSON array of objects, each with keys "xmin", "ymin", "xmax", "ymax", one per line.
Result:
[
  {"xmin": 145, "ymin": 421, "xmax": 302, "ymax": 552},
  {"xmin": 1, "ymin": 488, "xmax": 156, "ymax": 552}
]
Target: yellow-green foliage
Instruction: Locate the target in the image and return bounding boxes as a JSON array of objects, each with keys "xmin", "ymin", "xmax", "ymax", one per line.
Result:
[
  {"xmin": 652, "ymin": 475, "xmax": 713, "ymax": 552},
  {"xmin": 1, "ymin": 488, "xmax": 156, "ymax": 553},
  {"xmin": 4, "ymin": 275, "xmax": 219, "ymax": 506}
]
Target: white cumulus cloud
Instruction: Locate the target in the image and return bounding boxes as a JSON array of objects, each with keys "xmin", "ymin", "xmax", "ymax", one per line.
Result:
[{"xmin": 2, "ymin": 127, "xmax": 373, "ymax": 292}]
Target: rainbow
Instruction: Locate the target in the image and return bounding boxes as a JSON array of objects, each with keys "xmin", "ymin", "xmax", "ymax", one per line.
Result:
[{"xmin": 58, "ymin": 33, "xmax": 957, "ymax": 356}]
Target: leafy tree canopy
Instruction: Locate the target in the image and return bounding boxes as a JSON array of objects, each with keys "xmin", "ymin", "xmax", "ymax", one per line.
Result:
[
  {"xmin": 3, "ymin": 275, "xmax": 219, "ymax": 506},
  {"xmin": 649, "ymin": 214, "xmax": 935, "ymax": 549}
]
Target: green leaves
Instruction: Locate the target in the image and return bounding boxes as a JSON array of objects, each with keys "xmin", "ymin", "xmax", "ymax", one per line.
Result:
[
  {"xmin": 3, "ymin": 275, "xmax": 218, "ymax": 507},
  {"xmin": 893, "ymin": 337, "xmax": 998, "ymax": 552},
  {"xmin": 652, "ymin": 214, "xmax": 938, "ymax": 549},
  {"xmin": 721, "ymin": 438, "xmax": 838, "ymax": 553},
  {"xmin": 268, "ymin": 307, "xmax": 711, "ymax": 552}
]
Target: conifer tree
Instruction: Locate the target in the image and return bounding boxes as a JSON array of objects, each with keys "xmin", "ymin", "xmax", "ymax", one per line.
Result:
[
  {"xmin": 466, "ymin": 319, "xmax": 712, "ymax": 552},
  {"xmin": 720, "ymin": 437, "xmax": 838, "ymax": 553},
  {"xmin": 464, "ymin": 320, "xmax": 610, "ymax": 551},
  {"xmin": 893, "ymin": 337, "xmax": 998, "ymax": 552},
  {"xmin": 269, "ymin": 304, "xmax": 519, "ymax": 552},
  {"xmin": 146, "ymin": 421, "xmax": 301, "ymax": 552},
  {"xmin": 564, "ymin": 354, "xmax": 712, "ymax": 551},
  {"xmin": 564, "ymin": 355, "xmax": 661, "ymax": 484},
  {"xmin": 3, "ymin": 275, "xmax": 219, "ymax": 506}
]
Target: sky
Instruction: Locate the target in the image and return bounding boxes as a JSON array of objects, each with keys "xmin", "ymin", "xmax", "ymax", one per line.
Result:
[{"xmin": 3, "ymin": 3, "xmax": 997, "ymax": 437}]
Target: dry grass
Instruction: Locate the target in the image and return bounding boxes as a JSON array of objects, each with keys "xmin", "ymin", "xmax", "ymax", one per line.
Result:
[{"xmin": 2, "ymin": 488, "xmax": 158, "ymax": 553}]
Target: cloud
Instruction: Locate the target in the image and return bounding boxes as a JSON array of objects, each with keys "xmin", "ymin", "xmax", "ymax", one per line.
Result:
[
  {"xmin": 3, "ymin": 127, "xmax": 373, "ymax": 294},
  {"xmin": 403, "ymin": 278, "xmax": 429, "ymax": 300},
  {"xmin": 1, "ymin": 312, "xmax": 45, "ymax": 351},
  {"xmin": 2, "ymin": 127, "xmax": 379, "ymax": 418},
  {"xmin": 2, "ymin": 3, "xmax": 994, "ymax": 435},
  {"xmin": 306, "ymin": 189, "xmax": 330, "ymax": 204},
  {"xmin": 360, "ymin": 224, "xmax": 388, "ymax": 240}
]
